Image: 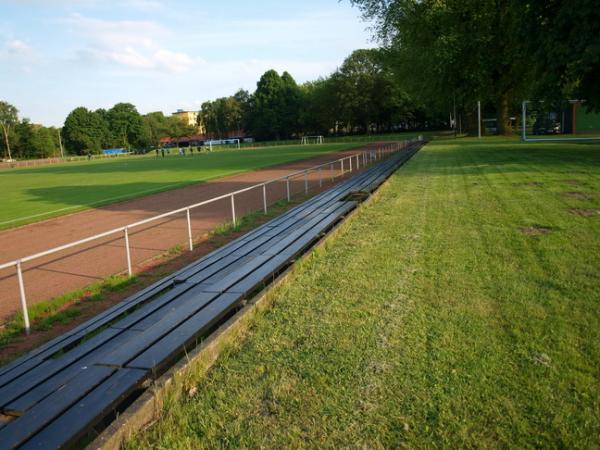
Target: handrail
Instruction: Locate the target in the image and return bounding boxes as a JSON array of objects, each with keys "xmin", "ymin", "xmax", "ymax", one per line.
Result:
[{"xmin": 0, "ymin": 137, "xmax": 422, "ymax": 333}]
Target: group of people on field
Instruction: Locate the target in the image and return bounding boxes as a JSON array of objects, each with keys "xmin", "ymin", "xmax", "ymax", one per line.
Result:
[{"xmin": 154, "ymin": 147, "xmax": 204, "ymax": 158}]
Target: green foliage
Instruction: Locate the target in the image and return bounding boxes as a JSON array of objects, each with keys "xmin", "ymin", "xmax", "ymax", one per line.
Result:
[
  {"xmin": 351, "ymin": 0, "xmax": 599, "ymax": 130},
  {"xmin": 251, "ymin": 70, "xmax": 303, "ymax": 140},
  {"xmin": 62, "ymin": 106, "xmax": 111, "ymax": 154},
  {"xmin": 523, "ymin": 0, "xmax": 600, "ymax": 110},
  {"xmin": 106, "ymin": 102, "xmax": 144, "ymax": 149},
  {"xmin": 351, "ymin": 0, "xmax": 535, "ymax": 135}
]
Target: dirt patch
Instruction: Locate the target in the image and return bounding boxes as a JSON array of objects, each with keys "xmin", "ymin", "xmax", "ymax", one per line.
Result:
[
  {"xmin": 568, "ymin": 208, "xmax": 599, "ymax": 217},
  {"xmin": 562, "ymin": 191, "xmax": 594, "ymax": 200},
  {"xmin": 563, "ymin": 179, "xmax": 585, "ymax": 186},
  {"xmin": 514, "ymin": 181, "xmax": 544, "ymax": 188},
  {"xmin": 520, "ymin": 226, "xmax": 552, "ymax": 236}
]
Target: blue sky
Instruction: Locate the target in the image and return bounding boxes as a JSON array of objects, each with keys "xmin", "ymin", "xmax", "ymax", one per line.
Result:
[{"xmin": 0, "ymin": 0, "xmax": 373, "ymax": 126}]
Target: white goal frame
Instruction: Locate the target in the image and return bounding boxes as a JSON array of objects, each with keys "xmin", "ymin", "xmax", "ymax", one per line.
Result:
[
  {"xmin": 207, "ymin": 139, "xmax": 241, "ymax": 151},
  {"xmin": 301, "ymin": 136, "xmax": 324, "ymax": 145},
  {"xmin": 521, "ymin": 101, "xmax": 600, "ymax": 142}
]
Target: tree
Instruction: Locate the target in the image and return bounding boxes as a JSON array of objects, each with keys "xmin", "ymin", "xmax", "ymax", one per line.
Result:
[
  {"xmin": 107, "ymin": 103, "xmax": 144, "ymax": 149},
  {"xmin": 143, "ymin": 112, "xmax": 172, "ymax": 147},
  {"xmin": 350, "ymin": 0, "xmax": 534, "ymax": 135},
  {"xmin": 62, "ymin": 107, "xmax": 111, "ymax": 154},
  {"xmin": 251, "ymin": 70, "xmax": 284, "ymax": 140},
  {"xmin": 166, "ymin": 116, "xmax": 195, "ymax": 146},
  {"xmin": 523, "ymin": 0, "xmax": 600, "ymax": 109},
  {"xmin": 251, "ymin": 70, "xmax": 302, "ymax": 140},
  {"xmin": 0, "ymin": 101, "xmax": 18, "ymax": 160}
]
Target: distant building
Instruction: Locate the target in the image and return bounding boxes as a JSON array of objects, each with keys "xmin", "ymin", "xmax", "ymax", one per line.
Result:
[{"xmin": 172, "ymin": 109, "xmax": 205, "ymax": 133}]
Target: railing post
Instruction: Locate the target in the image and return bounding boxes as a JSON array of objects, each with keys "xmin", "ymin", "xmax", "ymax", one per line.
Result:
[
  {"xmin": 304, "ymin": 170, "xmax": 309, "ymax": 194},
  {"xmin": 262, "ymin": 184, "xmax": 268, "ymax": 214},
  {"xmin": 186, "ymin": 208, "xmax": 193, "ymax": 251},
  {"xmin": 318, "ymin": 167, "xmax": 322, "ymax": 187},
  {"xmin": 16, "ymin": 261, "xmax": 31, "ymax": 335},
  {"xmin": 349, "ymin": 156, "xmax": 353, "ymax": 172},
  {"xmin": 330, "ymin": 163, "xmax": 334, "ymax": 182},
  {"xmin": 230, "ymin": 193, "xmax": 236, "ymax": 227},
  {"xmin": 341, "ymin": 159, "xmax": 344, "ymax": 176},
  {"xmin": 286, "ymin": 177, "xmax": 291, "ymax": 202},
  {"xmin": 356, "ymin": 153, "xmax": 360, "ymax": 169},
  {"xmin": 124, "ymin": 227, "xmax": 132, "ymax": 276}
]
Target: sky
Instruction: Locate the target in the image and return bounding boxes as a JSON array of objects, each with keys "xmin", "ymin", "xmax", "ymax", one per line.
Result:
[{"xmin": 0, "ymin": 0, "xmax": 373, "ymax": 127}]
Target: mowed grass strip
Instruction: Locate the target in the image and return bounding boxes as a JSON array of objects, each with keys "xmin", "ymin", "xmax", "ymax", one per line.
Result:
[
  {"xmin": 126, "ymin": 138, "xmax": 599, "ymax": 449},
  {"xmin": 0, "ymin": 143, "xmax": 358, "ymax": 229}
]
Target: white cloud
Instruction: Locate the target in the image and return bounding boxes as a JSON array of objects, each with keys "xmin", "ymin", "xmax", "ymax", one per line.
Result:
[
  {"xmin": 5, "ymin": 39, "xmax": 31, "ymax": 54},
  {"xmin": 123, "ymin": 0, "xmax": 164, "ymax": 11},
  {"xmin": 63, "ymin": 13, "xmax": 198, "ymax": 73}
]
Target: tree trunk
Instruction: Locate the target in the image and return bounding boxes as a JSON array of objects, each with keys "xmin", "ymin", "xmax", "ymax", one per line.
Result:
[
  {"xmin": 497, "ymin": 94, "xmax": 512, "ymax": 135},
  {"xmin": 2, "ymin": 124, "xmax": 12, "ymax": 160},
  {"xmin": 464, "ymin": 110, "xmax": 478, "ymax": 136}
]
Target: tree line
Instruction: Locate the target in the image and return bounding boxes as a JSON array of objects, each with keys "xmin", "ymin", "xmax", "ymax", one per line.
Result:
[
  {"xmin": 349, "ymin": 0, "xmax": 599, "ymax": 135},
  {"xmin": 0, "ymin": 100, "xmax": 198, "ymax": 158},
  {"xmin": 199, "ymin": 49, "xmax": 437, "ymax": 141}
]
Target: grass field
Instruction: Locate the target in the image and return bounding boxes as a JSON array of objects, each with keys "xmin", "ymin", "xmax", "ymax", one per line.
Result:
[
  {"xmin": 126, "ymin": 137, "xmax": 599, "ymax": 448},
  {"xmin": 0, "ymin": 143, "xmax": 360, "ymax": 229}
]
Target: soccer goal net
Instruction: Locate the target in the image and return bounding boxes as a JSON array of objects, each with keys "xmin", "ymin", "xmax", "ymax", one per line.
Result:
[
  {"xmin": 521, "ymin": 100, "xmax": 600, "ymax": 141},
  {"xmin": 301, "ymin": 136, "xmax": 324, "ymax": 145},
  {"xmin": 205, "ymin": 139, "xmax": 241, "ymax": 151}
]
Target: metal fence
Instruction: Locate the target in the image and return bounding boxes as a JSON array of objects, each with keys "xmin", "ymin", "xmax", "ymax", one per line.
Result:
[{"xmin": 0, "ymin": 139, "xmax": 420, "ymax": 333}]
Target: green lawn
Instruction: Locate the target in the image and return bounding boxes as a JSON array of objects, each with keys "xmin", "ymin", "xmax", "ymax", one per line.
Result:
[
  {"xmin": 0, "ymin": 143, "xmax": 364, "ymax": 229},
  {"xmin": 126, "ymin": 137, "xmax": 599, "ymax": 449}
]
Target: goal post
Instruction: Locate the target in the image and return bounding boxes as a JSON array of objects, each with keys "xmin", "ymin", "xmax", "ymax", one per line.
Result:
[
  {"xmin": 301, "ymin": 136, "xmax": 324, "ymax": 145},
  {"xmin": 206, "ymin": 138, "xmax": 241, "ymax": 151},
  {"xmin": 521, "ymin": 100, "xmax": 600, "ymax": 142}
]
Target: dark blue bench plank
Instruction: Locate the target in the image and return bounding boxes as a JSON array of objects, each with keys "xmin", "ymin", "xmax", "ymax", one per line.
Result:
[
  {"xmin": 110, "ymin": 283, "xmax": 195, "ymax": 331},
  {"xmin": 4, "ymin": 330, "xmax": 141, "ymax": 415},
  {"xmin": 0, "ymin": 327, "xmax": 127, "ymax": 410},
  {"xmin": 0, "ymin": 366, "xmax": 114, "ymax": 450},
  {"xmin": 97, "ymin": 288, "xmax": 223, "ymax": 367},
  {"xmin": 126, "ymin": 292, "xmax": 242, "ymax": 371},
  {"xmin": 19, "ymin": 368, "xmax": 147, "ymax": 450}
]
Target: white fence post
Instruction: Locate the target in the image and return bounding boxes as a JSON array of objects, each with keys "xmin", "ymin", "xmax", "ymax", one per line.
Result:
[
  {"xmin": 349, "ymin": 156, "xmax": 353, "ymax": 172},
  {"xmin": 330, "ymin": 163, "xmax": 334, "ymax": 182},
  {"xmin": 186, "ymin": 208, "xmax": 193, "ymax": 251},
  {"xmin": 304, "ymin": 170, "xmax": 308, "ymax": 194},
  {"xmin": 341, "ymin": 159, "xmax": 344, "ymax": 176},
  {"xmin": 286, "ymin": 177, "xmax": 291, "ymax": 202},
  {"xmin": 124, "ymin": 227, "xmax": 132, "ymax": 276},
  {"xmin": 262, "ymin": 184, "xmax": 268, "ymax": 214},
  {"xmin": 230, "ymin": 194, "xmax": 236, "ymax": 227},
  {"xmin": 16, "ymin": 261, "xmax": 31, "ymax": 334}
]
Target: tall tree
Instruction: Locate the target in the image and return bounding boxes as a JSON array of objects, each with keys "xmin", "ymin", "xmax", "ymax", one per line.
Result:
[
  {"xmin": 0, "ymin": 100, "xmax": 18, "ymax": 160},
  {"xmin": 523, "ymin": 0, "xmax": 600, "ymax": 109},
  {"xmin": 106, "ymin": 103, "xmax": 144, "ymax": 149},
  {"xmin": 62, "ymin": 107, "xmax": 111, "ymax": 154},
  {"xmin": 350, "ymin": 0, "xmax": 534, "ymax": 135},
  {"xmin": 252, "ymin": 70, "xmax": 285, "ymax": 140}
]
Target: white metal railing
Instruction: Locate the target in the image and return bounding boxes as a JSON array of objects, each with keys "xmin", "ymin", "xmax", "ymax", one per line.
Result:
[{"xmin": 1, "ymin": 138, "xmax": 421, "ymax": 333}]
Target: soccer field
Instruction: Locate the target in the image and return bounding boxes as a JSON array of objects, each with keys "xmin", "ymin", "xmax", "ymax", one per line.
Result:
[{"xmin": 0, "ymin": 143, "xmax": 359, "ymax": 230}]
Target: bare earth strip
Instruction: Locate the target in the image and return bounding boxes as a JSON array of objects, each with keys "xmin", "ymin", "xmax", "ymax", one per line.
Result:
[{"xmin": 0, "ymin": 148, "xmax": 370, "ymax": 321}]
